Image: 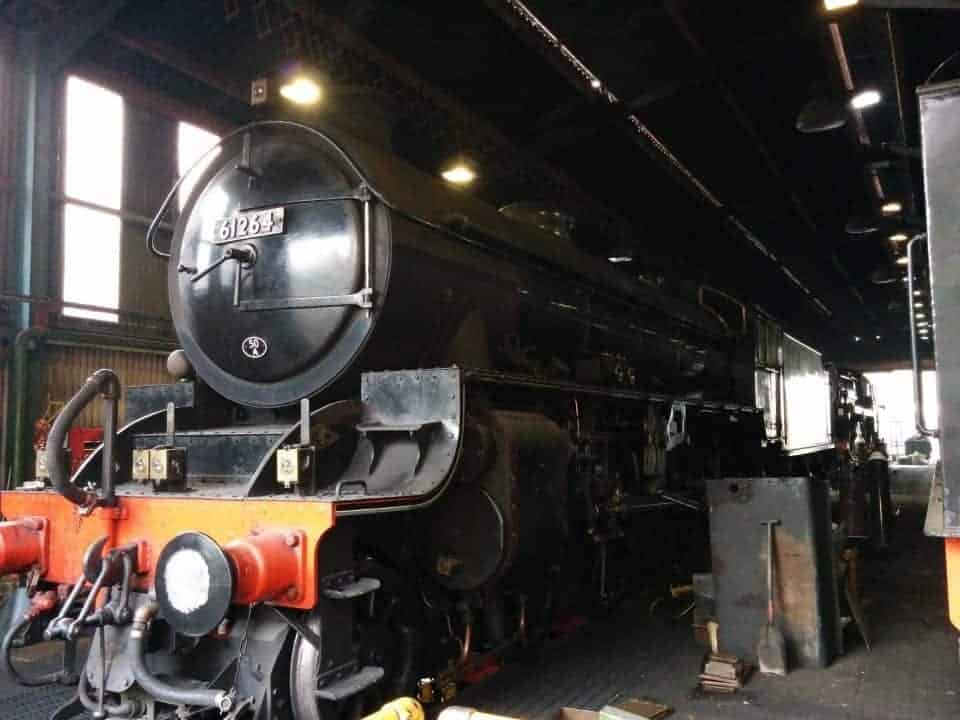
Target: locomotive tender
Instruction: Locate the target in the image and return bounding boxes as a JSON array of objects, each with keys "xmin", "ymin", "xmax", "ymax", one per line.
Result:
[{"xmin": 0, "ymin": 119, "xmax": 847, "ymax": 719}]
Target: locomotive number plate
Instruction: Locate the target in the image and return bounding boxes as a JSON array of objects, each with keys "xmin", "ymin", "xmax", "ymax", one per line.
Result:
[{"xmin": 214, "ymin": 207, "xmax": 285, "ymax": 244}]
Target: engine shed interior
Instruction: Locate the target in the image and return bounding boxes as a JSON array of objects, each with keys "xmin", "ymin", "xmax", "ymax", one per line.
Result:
[{"xmin": 0, "ymin": 2, "xmax": 958, "ymax": 720}]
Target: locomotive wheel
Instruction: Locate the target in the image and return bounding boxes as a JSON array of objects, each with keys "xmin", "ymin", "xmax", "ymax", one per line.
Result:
[{"xmin": 289, "ymin": 562, "xmax": 421, "ymax": 720}]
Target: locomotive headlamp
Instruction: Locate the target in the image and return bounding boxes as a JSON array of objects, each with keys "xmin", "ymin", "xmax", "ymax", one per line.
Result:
[
  {"xmin": 163, "ymin": 549, "xmax": 210, "ymax": 614},
  {"xmin": 156, "ymin": 533, "xmax": 234, "ymax": 638}
]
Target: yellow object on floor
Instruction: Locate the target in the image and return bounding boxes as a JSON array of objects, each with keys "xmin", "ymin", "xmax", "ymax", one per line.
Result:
[
  {"xmin": 362, "ymin": 697, "xmax": 425, "ymax": 720},
  {"xmin": 438, "ymin": 707, "xmax": 523, "ymax": 720}
]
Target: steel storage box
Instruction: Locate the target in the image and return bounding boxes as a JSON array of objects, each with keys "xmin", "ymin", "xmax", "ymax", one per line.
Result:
[
  {"xmin": 707, "ymin": 476, "xmax": 842, "ymax": 668},
  {"xmin": 919, "ymin": 81, "xmax": 960, "ymax": 535}
]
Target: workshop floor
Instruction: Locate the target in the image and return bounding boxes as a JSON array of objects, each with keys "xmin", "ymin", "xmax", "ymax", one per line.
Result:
[
  {"xmin": 457, "ymin": 500, "xmax": 959, "ymax": 720},
  {"xmin": 1, "ymin": 501, "xmax": 956, "ymax": 720}
]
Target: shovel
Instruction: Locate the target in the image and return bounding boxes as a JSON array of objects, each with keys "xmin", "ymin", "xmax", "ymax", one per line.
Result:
[{"xmin": 757, "ymin": 520, "xmax": 787, "ymax": 676}]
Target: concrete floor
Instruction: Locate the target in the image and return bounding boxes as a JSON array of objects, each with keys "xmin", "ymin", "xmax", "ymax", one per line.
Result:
[
  {"xmin": 1, "ymin": 501, "xmax": 957, "ymax": 719},
  {"xmin": 458, "ymin": 501, "xmax": 960, "ymax": 720}
]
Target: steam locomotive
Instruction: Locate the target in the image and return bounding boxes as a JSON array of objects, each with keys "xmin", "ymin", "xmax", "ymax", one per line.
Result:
[{"xmin": 0, "ymin": 119, "xmax": 865, "ymax": 719}]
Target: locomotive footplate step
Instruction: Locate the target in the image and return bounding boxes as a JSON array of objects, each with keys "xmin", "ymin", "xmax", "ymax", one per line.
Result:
[
  {"xmin": 316, "ymin": 666, "xmax": 384, "ymax": 701},
  {"xmin": 322, "ymin": 577, "xmax": 381, "ymax": 600}
]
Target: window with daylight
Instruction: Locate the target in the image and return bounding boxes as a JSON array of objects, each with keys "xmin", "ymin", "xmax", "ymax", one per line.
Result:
[
  {"xmin": 62, "ymin": 76, "xmax": 124, "ymax": 322},
  {"xmin": 177, "ymin": 121, "xmax": 220, "ymax": 210}
]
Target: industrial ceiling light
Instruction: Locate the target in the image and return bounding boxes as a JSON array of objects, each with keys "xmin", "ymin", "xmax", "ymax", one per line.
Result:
[
  {"xmin": 824, "ymin": 0, "xmax": 859, "ymax": 10},
  {"xmin": 796, "ymin": 97, "xmax": 848, "ymax": 133},
  {"xmin": 914, "ymin": 289, "xmax": 923, "ymax": 296},
  {"xmin": 606, "ymin": 240, "xmax": 635, "ymax": 264},
  {"xmin": 850, "ymin": 89, "xmax": 882, "ymax": 110},
  {"xmin": 441, "ymin": 158, "xmax": 477, "ymax": 185},
  {"xmin": 796, "ymin": 82, "xmax": 881, "ymax": 134},
  {"xmin": 845, "ymin": 213, "xmax": 879, "ymax": 235},
  {"xmin": 916, "ymin": 312, "xmax": 926, "ymax": 319},
  {"xmin": 895, "ymin": 255, "xmax": 909, "ymax": 265},
  {"xmin": 881, "ymin": 201, "xmax": 902, "ymax": 215},
  {"xmin": 889, "ymin": 232, "xmax": 908, "ymax": 242},
  {"xmin": 279, "ymin": 76, "xmax": 323, "ymax": 106}
]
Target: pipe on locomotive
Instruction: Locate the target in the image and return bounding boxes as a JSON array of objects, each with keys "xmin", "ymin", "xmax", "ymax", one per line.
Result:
[
  {"xmin": 0, "ymin": 616, "xmax": 61, "ymax": 687},
  {"xmin": 129, "ymin": 603, "xmax": 233, "ymax": 712},
  {"xmin": 46, "ymin": 368, "xmax": 120, "ymax": 507},
  {"xmin": 77, "ymin": 671, "xmax": 141, "ymax": 719}
]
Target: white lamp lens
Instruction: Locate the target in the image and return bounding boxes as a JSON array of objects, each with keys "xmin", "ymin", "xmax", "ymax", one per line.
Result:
[{"xmin": 163, "ymin": 549, "xmax": 211, "ymax": 614}]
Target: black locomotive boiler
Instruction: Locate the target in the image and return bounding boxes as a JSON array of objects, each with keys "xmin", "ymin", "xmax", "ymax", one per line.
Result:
[{"xmin": 0, "ymin": 119, "xmax": 831, "ymax": 720}]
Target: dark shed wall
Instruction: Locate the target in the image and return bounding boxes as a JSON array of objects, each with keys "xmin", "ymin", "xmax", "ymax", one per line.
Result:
[{"xmin": 0, "ymin": 29, "xmax": 16, "ymax": 306}]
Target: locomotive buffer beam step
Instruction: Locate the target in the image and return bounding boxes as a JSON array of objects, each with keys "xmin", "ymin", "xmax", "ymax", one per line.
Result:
[
  {"xmin": 322, "ymin": 576, "xmax": 382, "ymax": 600},
  {"xmin": 316, "ymin": 665, "xmax": 385, "ymax": 701}
]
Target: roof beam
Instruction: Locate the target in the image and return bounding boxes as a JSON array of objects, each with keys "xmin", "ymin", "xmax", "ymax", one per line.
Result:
[
  {"xmin": 43, "ymin": 0, "xmax": 128, "ymax": 71},
  {"xmin": 484, "ymin": 0, "xmax": 838, "ymax": 334},
  {"xmin": 528, "ymin": 21, "xmax": 817, "ymax": 157},
  {"xmin": 661, "ymin": 1, "xmax": 869, "ymax": 330},
  {"xmin": 275, "ymin": 0, "xmax": 664, "ymax": 248},
  {"xmin": 102, "ymin": 30, "xmax": 248, "ymax": 104}
]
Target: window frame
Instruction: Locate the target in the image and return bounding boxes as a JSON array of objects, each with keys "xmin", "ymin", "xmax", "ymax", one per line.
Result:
[{"xmin": 59, "ymin": 74, "xmax": 126, "ymax": 324}]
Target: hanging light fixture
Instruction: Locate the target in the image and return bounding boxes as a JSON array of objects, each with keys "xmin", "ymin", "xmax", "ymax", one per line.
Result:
[
  {"xmin": 607, "ymin": 247, "xmax": 635, "ymax": 264},
  {"xmin": 441, "ymin": 156, "xmax": 477, "ymax": 185},
  {"xmin": 796, "ymin": 88, "xmax": 882, "ymax": 134},
  {"xmin": 796, "ymin": 97, "xmax": 848, "ymax": 133},
  {"xmin": 845, "ymin": 209, "xmax": 880, "ymax": 235},
  {"xmin": 824, "ymin": 0, "xmax": 859, "ymax": 10},
  {"xmin": 279, "ymin": 76, "xmax": 323, "ymax": 106},
  {"xmin": 850, "ymin": 89, "xmax": 882, "ymax": 110}
]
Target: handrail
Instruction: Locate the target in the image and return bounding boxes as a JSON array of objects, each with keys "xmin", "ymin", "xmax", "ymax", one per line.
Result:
[
  {"xmin": 46, "ymin": 369, "xmax": 121, "ymax": 507},
  {"xmin": 697, "ymin": 285, "xmax": 748, "ymax": 334},
  {"xmin": 147, "ymin": 120, "xmax": 373, "ymax": 259},
  {"xmin": 906, "ymin": 233, "xmax": 939, "ymax": 438}
]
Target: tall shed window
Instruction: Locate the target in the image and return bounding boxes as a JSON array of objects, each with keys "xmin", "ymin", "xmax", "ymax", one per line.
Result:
[
  {"xmin": 177, "ymin": 122, "xmax": 220, "ymax": 210},
  {"xmin": 62, "ymin": 76, "xmax": 124, "ymax": 322}
]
